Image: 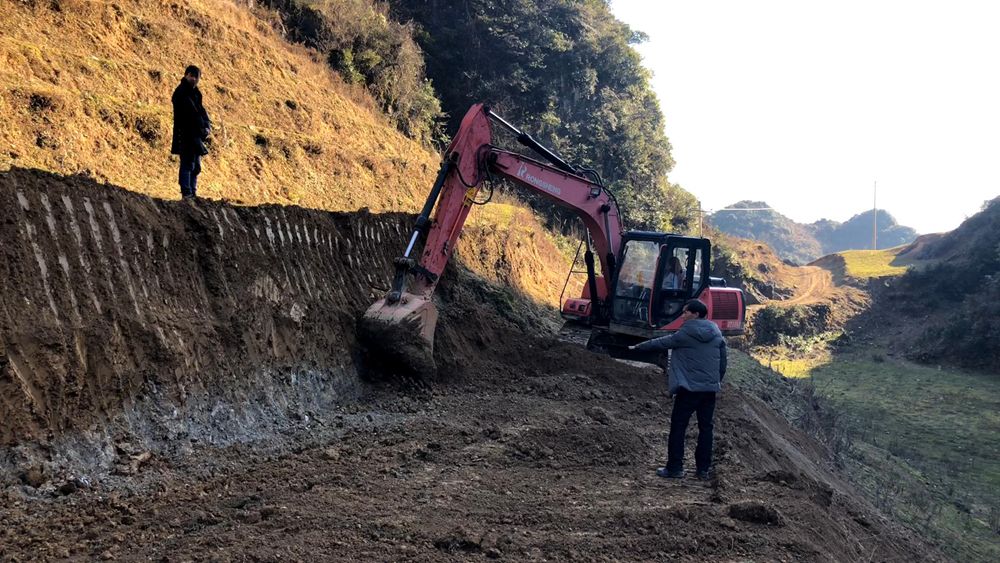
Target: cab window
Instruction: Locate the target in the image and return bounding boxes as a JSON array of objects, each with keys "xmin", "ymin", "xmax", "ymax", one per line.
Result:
[
  {"xmin": 661, "ymin": 247, "xmax": 689, "ymax": 290},
  {"xmin": 656, "ymin": 242, "xmax": 708, "ymax": 324},
  {"xmin": 613, "ymin": 239, "xmax": 658, "ymax": 324},
  {"xmin": 690, "ymin": 247, "xmax": 704, "ymax": 290}
]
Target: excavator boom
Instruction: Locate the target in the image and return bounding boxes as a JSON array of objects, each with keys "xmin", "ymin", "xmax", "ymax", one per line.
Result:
[{"xmin": 360, "ymin": 104, "xmax": 623, "ymax": 374}]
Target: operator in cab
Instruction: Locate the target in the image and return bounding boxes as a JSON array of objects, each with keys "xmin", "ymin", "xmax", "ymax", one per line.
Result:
[
  {"xmin": 628, "ymin": 300, "xmax": 726, "ymax": 480},
  {"xmin": 662, "ymin": 256, "xmax": 686, "ymax": 290}
]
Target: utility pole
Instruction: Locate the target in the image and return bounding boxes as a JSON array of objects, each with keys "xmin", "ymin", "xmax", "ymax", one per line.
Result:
[{"xmin": 872, "ymin": 180, "xmax": 877, "ymax": 250}]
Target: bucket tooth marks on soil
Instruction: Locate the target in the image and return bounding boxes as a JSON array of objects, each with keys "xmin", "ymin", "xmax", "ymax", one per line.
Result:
[{"xmin": 0, "ymin": 167, "xmax": 409, "ymax": 456}]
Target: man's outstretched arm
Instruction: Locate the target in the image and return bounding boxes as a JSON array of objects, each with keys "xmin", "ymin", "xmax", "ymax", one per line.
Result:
[{"xmin": 628, "ymin": 332, "xmax": 685, "ymax": 352}]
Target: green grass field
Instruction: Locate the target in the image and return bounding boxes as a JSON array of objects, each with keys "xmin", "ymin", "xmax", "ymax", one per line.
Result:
[
  {"xmin": 839, "ymin": 248, "xmax": 910, "ymax": 279},
  {"xmin": 806, "ymin": 353, "xmax": 1000, "ymax": 562}
]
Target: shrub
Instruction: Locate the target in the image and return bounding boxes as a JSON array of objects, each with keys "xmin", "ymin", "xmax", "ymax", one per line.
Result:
[
  {"xmin": 264, "ymin": 0, "xmax": 444, "ymax": 145},
  {"xmin": 895, "ymin": 199, "xmax": 1000, "ymax": 373},
  {"xmin": 752, "ymin": 304, "xmax": 832, "ymax": 345}
]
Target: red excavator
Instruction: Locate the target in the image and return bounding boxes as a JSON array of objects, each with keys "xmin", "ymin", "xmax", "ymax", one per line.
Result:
[{"xmin": 362, "ymin": 104, "xmax": 744, "ymax": 371}]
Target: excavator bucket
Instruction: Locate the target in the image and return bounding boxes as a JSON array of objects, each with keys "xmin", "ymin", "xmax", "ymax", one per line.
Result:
[{"xmin": 357, "ymin": 292, "xmax": 438, "ymax": 378}]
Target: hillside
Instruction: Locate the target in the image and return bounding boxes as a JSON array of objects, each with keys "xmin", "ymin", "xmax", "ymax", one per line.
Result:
[
  {"xmin": 711, "ymin": 231, "xmax": 822, "ymax": 304},
  {"xmin": 709, "ymin": 201, "xmax": 918, "ymax": 264},
  {"xmin": 814, "ymin": 209, "xmax": 919, "ymax": 255},
  {"xmin": 388, "ymin": 0, "xmax": 701, "ymax": 232},
  {"xmin": 877, "ymin": 196, "xmax": 1000, "ymax": 372},
  {"xmin": 712, "ymin": 231, "xmax": 870, "ymax": 375},
  {"xmin": 0, "ymin": 0, "xmax": 440, "ymax": 209},
  {"xmin": 0, "ymin": 0, "xmax": 581, "ymax": 308},
  {"xmin": 709, "ymin": 202, "xmax": 822, "ymax": 265},
  {"xmin": 0, "ymin": 1, "xmax": 951, "ymax": 561},
  {"xmin": 751, "ymin": 202, "xmax": 1000, "ymax": 559}
]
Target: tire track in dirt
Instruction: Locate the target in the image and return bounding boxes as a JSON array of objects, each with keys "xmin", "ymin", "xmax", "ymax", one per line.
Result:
[{"xmin": 776, "ymin": 265, "xmax": 835, "ymax": 306}]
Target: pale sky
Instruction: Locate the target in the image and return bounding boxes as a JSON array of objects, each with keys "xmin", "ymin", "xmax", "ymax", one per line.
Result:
[{"xmin": 610, "ymin": 0, "xmax": 1000, "ymax": 234}]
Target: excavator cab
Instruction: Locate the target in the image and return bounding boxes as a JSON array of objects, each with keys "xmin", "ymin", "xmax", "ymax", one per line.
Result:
[
  {"xmin": 610, "ymin": 233, "xmax": 710, "ymax": 329},
  {"xmin": 592, "ymin": 232, "xmax": 736, "ymax": 364}
]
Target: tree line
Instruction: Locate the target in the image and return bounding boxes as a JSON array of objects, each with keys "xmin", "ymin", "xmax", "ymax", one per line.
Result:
[{"xmin": 265, "ymin": 0, "xmax": 699, "ymax": 232}]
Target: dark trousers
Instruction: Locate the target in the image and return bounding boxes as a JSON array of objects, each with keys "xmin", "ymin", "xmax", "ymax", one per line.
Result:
[
  {"xmin": 178, "ymin": 152, "xmax": 202, "ymax": 197},
  {"xmin": 667, "ymin": 389, "xmax": 717, "ymax": 473}
]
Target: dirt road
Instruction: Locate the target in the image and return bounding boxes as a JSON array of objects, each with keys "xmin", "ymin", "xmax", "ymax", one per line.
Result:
[
  {"xmin": 770, "ymin": 266, "xmax": 834, "ymax": 307},
  {"xmin": 1, "ymin": 338, "xmax": 936, "ymax": 562}
]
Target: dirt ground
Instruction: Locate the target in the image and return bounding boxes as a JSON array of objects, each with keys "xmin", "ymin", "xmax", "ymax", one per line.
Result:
[
  {"xmin": 773, "ymin": 266, "xmax": 832, "ymax": 306},
  {"xmin": 2, "ymin": 340, "xmax": 940, "ymax": 562}
]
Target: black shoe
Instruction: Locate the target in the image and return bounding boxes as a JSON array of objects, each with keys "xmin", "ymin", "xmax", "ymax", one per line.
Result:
[
  {"xmin": 695, "ymin": 469, "xmax": 711, "ymax": 480},
  {"xmin": 656, "ymin": 467, "xmax": 683, "ymax": 479}
]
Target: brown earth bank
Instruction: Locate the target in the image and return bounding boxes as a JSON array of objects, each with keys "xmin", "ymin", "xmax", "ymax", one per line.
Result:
[
  {"xmin": 0, "ymin": 169, "xmax": 944, "ymax": 561},
  {"xmin": 0, "ymin": 166, "xmax": 409, "ymax": 463}
]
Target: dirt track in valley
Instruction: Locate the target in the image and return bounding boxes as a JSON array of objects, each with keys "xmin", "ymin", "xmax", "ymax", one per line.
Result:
[{"xmin": 767, "ymin": 266, "xmax": 834, "ymax": 307}]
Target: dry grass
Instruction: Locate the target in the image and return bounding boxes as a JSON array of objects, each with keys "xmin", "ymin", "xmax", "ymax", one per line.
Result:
[
  {"xmin": 838, "ymin": 248, "xmax": 909, "ymax": 279},
  {"xmin": 457, "ymin": 202, "xmax": 580, "ymax": 307},
  {"xmin": 0, "ymin": 0, "xmax": 436, "ymax": 211},
  {"xmin": 763, "ymin": 355, "xmax": 830, "ymax": 378},
  {"xmin": 0, "ymin": 0, "xmax": 577, "ymax": 310}
]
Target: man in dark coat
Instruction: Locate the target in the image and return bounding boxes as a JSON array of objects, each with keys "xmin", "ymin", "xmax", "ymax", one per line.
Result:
[
  {"xmin": 629, "ymin": 299, "xmax": 727, "ymax": 479},
  {"xmin": 171, "ymin": 65, "xmax": 211, "ymax": 200}
]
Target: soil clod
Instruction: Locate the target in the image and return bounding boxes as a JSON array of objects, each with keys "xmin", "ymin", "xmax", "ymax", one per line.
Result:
[{"xmin": 728, "ymin": 501, "xmax": 785, "ymax": 526}]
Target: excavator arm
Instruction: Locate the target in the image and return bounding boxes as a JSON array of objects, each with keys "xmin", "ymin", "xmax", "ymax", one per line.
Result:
[{"xmin": 361, "ymin": 104, "xmax": 623, "ymax": 372}]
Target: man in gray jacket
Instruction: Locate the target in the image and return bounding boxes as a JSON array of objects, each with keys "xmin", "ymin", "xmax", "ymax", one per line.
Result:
[{"xmin": 629, "ymin": 300, "xmax": 727, "ymax": 479}]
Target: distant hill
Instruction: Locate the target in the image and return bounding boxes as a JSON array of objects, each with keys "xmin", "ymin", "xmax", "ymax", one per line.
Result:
[
  {"xmin": 707, "ymin": 201, "xmax": 821, "ymax": 265},
  {"xmin": 708, "ymin": 201, "xmax": 918, "ymax": 264},
  {"xmin": 886, "ymin": 197, "xmax": 1000, "ymax": 373},
  {"xmin": 814, "ymin": 209, "xmax": 920, "ymax": 255}
]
